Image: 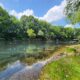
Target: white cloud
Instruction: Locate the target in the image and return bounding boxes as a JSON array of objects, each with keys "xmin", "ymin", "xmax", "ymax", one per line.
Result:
[
  {"xmin": 0, "ymin": 3, "xmax": 4, "ymax": 8},
  {"xmin": 9, "ymin": 9, "xmax": 34, "ymax": 19},
  {"xmin": 39, "ymin": 0, "xmax": 66, "ymax": 22},
  {"xmin": 0, "ymin": 0, "xmax": 67, "ymax": 23},
  {"xmin": 64, "ymin": 24, "xmax": 74, "ymax": 28},
  {"xmin": 9, "ymin": 0, "xmax": 66, "ymax": 21}
]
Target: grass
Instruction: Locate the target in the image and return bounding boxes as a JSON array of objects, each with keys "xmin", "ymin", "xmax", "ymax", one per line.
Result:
[
  {"xmin": 40, "ymin": 44, "xmax": 80, "ymax": 80},
  {"xmin": 66, "ymin": 47, "xmax": 76, "ymax": 53},
  {"xmin": 40, "ymin": 56, "xmax": 80, "ymax": 80}
]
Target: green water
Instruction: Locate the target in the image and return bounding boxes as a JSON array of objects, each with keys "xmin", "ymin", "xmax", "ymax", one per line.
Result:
[{"xmin": 0, "ymin": 40, "xmax": 56, "ymax": 71}]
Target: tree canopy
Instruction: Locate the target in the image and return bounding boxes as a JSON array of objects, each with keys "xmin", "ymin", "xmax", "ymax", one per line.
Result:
[
  {"xmin": 65, "ymin": 0, "xmax": 80, "ymax": 24},
  {"xmin": 0, "ymin": 6, "xmax": 80, "ymax": 41}
]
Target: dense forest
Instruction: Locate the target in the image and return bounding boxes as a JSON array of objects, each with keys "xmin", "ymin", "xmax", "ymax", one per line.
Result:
[{"xmin": 0, "ymin": 6, "xmax": 80, "ymax": 41}]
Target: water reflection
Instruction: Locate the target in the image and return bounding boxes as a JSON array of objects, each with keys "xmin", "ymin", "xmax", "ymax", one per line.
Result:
[
  {"xmin": 0, "ymin": 40, "xmax": 56, "ymax": 71},
  {"xmin": 0, "ymin": 61, "xmax": 25, "ymax": 80},
  {"xmin": 0, "ymin": 60, "xmax": 46, "ymax": 80}
]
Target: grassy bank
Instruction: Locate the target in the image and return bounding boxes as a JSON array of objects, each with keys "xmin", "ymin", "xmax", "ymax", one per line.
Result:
[{"xmin": 40, "ymin": 45, "xmax": 80, "ymax": 80}]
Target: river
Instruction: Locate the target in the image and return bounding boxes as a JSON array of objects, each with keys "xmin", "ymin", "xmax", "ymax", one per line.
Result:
[{"xmin": 0, "ymin": 40, "xmax": 59, "ymax": 80}]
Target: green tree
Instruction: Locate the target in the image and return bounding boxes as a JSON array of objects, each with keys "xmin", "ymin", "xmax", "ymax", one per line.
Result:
[
  {"xmin": 0, "ymin": 6, "xmax": 11, "ymax": 39},
  {"xmin": 64, "ymin": 27, "xmax": 75, "ymax": 40},
  {"xmin": 27, "ymin": 29, "xmax": 36, "ymax": 38},
  {"xmin": 38, "ymin": 30, "xmax": 44, "ymax": 36},
  {"xmin": 65, "ymin": 0, "xmax": 80, "ymax": 24}
]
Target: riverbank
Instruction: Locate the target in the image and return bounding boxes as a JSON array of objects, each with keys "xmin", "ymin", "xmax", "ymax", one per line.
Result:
[{"xmin": 40, "ymin": 44, "xmax": 80, "ymax": 80}]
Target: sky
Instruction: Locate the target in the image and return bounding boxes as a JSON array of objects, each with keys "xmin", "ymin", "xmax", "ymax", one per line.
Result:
[{"xmin": 0, "ymin": 0, "xmax": 70, "ymax": 26}]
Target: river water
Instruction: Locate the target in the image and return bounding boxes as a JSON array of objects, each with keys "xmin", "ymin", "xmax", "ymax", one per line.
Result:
[
  {"xmin": 0, "ymin": 51, "xmax": 65, "ymax": 80},
  {"xmin": 0, "ymin": 40, "xmax": 58, "ymax": 80}
]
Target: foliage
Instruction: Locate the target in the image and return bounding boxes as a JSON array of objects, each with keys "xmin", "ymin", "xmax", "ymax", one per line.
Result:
[
  {"xmin": 0, "ymin": 6, "xmax": 80, "ymax": 41},
  {"xmin": 65, "ymin": 0, "xmax": 80, "ymax": 24},
  {"xmin": 66, "ymin": 47, "xmax": 76, "ymax": 53},
  {"xmin": 27, "ymin": 29, "xmax": 36, "ymax": 38},
  {"xmin": 38, "ymin": 30, "xmax": 44, "ymax": 36}
]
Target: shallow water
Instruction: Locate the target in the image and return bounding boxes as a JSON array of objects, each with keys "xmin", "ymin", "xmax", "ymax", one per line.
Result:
[
  {"xmin": 0, "ymin": 51, "xmax": 66, "ymax": 80},
  {"xmin": 0, "ymin": 40, "xmax": 57, "ymax": 79}
]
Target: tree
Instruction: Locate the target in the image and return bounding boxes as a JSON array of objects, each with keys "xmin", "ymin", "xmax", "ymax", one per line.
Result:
[
  {"xmin": 64, "ymin": 27, "xmax": 75, "ymax": 40},
  {"xmin": 65, "ymin": 0, "xmax": 80, "ymax": 24},
  {"xmin": 0, "ymin": 6, "xmax": 11, "ymax": 39},
  {"xmin": 27, "ymin": 29, "xmax": 36, "ymax": 38},
  {"xmin": 8, "ymin": 16, "xmax": 22, "ymax": 39},
  {"xmin": 38, "ymin": 30, "xmax": 44, "ymax": 36}
]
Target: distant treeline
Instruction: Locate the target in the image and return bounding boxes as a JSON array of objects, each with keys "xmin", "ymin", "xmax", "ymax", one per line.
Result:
[{"xmin": 0, "ymin": 6, "xmax": 80, "ymax": 41}]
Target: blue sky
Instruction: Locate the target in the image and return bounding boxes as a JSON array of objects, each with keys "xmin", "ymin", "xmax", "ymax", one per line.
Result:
[
  {"xmin": 0, "ymin": 0, "xmax": 69, "ymax": 26},
  {"xmin": 0, "ymin": 0, "xmax": 62, "ymax": 16}
]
